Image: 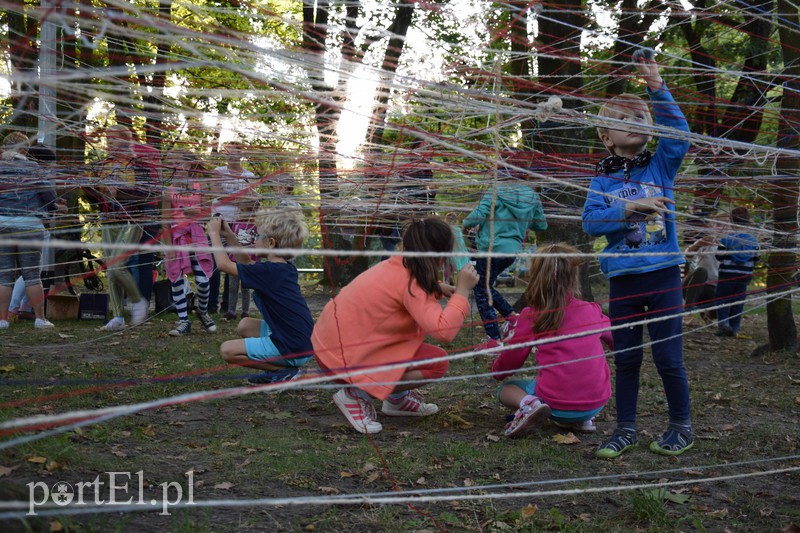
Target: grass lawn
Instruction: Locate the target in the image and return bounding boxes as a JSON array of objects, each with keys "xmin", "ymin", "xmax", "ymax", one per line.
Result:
[{"xmin": 1, "ymin": 284, "xmax": 799, "ymax": 532}]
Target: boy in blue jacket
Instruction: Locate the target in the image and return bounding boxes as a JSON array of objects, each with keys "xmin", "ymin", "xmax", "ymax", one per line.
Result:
[
  {"xmin": 464, "ymin": 171, "xmax": 547, "ymax": 341},
  {"xmin": 582, "ymin": 49, "xmax": 693, "ymax": 458},
  {"xmin": 714, "ymin": 207, "xmax": 759, "ymax": 338}
]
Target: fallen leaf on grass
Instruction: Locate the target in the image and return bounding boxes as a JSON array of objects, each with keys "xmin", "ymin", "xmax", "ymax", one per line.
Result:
[
  {"xmin": 795, "ymin": 397, "xmax": 800, "ymax": 405},
  {"xmin": 486, "ymin": 434, "xmax": 500, "ymax": 442},
  {"xmin": 447, "ymin": 413, "xmax": 474, "ymax": 429},
  {"xmin": 221, "ymin": 440, "xmax": 240, "ymax": 447},
  {"xmin": 521, "ymin": 503, "xmax": 538, "ymax": 518},
  {"xmin": 0, "ymin": 365, "xmax": 15, "ymax": 373},
  {"xmin": 213, "ymin": 482, "xmax": 234, "ymax": 490},
  {"xmin": 552, "ymin": 433, "xmax": 581, "ymax": 445},
  {"xmin": 339, "ymin": 471, "xmax": 354, "ymax": 478},
  {"xmin": 364, "ymin": 472, "xmax": 380, "ymax": 483},
  {"xmin": 719, "ymin": 424, "xmax": 738, "ymax": 432},
  {"xmin": 27, "ymin": 456, "xmax": 47, "ymax": 464},
  {"xmin": 649, "ymin": 488, "xmax": 691, "ymax": 504},
  {"xmin": 789, "ymin": 376, "xmax": 800, "ymax": 385},
  {"xmin": 57, "ymin": 333, "xmax": 75, "ymax": 339},
  {"xmin": 46, "ymin": 460, "xmax": 63, "ymax": 472},
  {"xmin": 463, "ymin": 478, "xmax": 475, "ymax": 487},
  {"xmin": 0, "ymin": 465, "xmax": 19, "ymax": 477},
  {"xmin": 318, "ymin": 486, "xmax": 340, "ymax": 494},
  {"xmin": 781, "ymin": 523, "xmax": 799, "ymax": 533},
  {"xmin": 111, "ymin": 449, "xmax": 127, "ymax": 458},
  {"xmin": 142, "ymin": 425, "xmax": 155, "ymax": 437},
  {"xmin": 416, "ymin": 477, "xmax": 427, "ymax": 485},
  {"xmin": 50, "ymin": 520, "xmax": 63, "ymax": 532}
]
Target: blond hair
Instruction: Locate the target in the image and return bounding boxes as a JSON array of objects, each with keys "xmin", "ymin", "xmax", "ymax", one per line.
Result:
[
  {"xmin": 254, "ymin": 207, "xmax": 308, "ymax": 259},
  {"xmin": 596, "ymin": 94, "xmax": 652, "ymax": 155},
  {"xmin": 106, "ymin": 124, "xmax": 133, "ymax": 140},
  {"xmin": 1, "ymin": 132, "xmax": 30, "ymax": 161},
  {"xmin": 524, "ymin": 243, "xmax": 583, "ymax": 334}
]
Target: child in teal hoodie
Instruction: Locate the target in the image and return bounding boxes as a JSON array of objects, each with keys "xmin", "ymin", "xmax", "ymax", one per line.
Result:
[{"xmin": 463, "ymin": 177, "xmax": 547, "ymax": 340}]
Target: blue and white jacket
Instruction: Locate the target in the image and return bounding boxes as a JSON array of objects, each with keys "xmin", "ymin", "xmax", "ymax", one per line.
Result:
[
  {"xmin": 717, "ymin": 232, "xmax": 759, "ymax": 282},
  {"xmin": 582, "ymin": 85, "xmax": 690, "ymax": 278}
]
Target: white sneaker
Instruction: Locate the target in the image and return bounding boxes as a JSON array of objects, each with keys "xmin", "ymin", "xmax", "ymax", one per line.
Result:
[
  {"xmin": 381, "ymin": 390, "xmax": 439, "ymax": 417},
  {"xmin": 34, "ymin": 318, "xmax": 55, "ymax": 329},
  {"xmin": 333, "ymin": 388, "xmax": 382, "ymax": 434},
  {"xmin": 101, "ymin": 317, "xmax": 126, "ymax": 331},
  {"xmin": 0, "ymin": 320, "xmax": 9, "ymax": 330},
  {"xmin": 131, "ymin": 299, "xmax": 149, "ymax": 326},
  {"xmin": 552, "ymin": 417, "xmax": 596, "ymax": 433}
]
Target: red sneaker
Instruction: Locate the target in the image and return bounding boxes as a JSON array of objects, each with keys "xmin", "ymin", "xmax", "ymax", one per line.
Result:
[{"xmin": 381, "ymin": 390, "xmax": 439, "ymax": 417}]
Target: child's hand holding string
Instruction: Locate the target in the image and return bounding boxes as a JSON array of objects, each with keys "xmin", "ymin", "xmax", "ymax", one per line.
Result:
[
  {"xmin": 631, "ymin": 47, "xmax": 664, "ymax": 92},
  {"xmin": 206, "ymin": 214, "xmax": 222, "ymax": 235},
  {"xmin": 625, "ymin": 196, "xmax": 674, "ymax": 219},
  {"xmin": 455, "ymin": 262, "xmax": 479, "ymax": 298}
]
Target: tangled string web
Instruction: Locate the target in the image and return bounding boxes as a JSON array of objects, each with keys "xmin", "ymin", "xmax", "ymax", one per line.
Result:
[{"xmin": 1, "ymin": 0, "xmax": 799, "ymax": 524}]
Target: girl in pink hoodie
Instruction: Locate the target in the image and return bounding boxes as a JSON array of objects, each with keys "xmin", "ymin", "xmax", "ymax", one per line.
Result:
[{"xmin": 489, "ymin": 243, "xmax": 613, "ymax": 438}]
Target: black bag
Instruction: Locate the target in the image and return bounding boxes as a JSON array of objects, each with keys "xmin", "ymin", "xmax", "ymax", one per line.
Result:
[
  {"xmin": 154, "ymin": 279, "xmax": 195, "ymax": 314},
  {"xmin": 154, "ymin": 279, "xmax": 175, "ymax": 313}
]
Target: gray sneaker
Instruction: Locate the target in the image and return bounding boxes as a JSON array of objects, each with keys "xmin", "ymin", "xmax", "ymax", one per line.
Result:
[
  {"xmin": 195, "ymin": 310, "xmax": 217, "ymax": 333},
  {"xmin": 169, "ymin": 321, "xmax": 191, "ymax": 337}
]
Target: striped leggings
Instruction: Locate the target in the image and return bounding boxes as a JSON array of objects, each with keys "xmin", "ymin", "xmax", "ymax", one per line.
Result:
[{"xmin": 170, "ymin": 253, "xmax": 210, "ymax": 322}]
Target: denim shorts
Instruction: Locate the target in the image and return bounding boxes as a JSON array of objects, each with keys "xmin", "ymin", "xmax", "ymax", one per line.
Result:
[{"xmin": 0, "ymin": 226, "xmax": 45, "ymax": 286}]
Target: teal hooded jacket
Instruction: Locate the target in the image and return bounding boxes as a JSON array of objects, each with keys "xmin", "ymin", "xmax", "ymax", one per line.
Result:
[{"xmin": 463, "ymin": 182, "xmax": 547, "ymax": 254}]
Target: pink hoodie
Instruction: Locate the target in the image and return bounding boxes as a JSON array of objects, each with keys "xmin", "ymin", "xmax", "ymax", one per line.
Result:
[{"xmin": 492, "ymin": 297, "xmax": 613, "ymax": 412}]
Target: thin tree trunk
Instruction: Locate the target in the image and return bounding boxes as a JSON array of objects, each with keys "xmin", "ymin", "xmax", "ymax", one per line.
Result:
[{"xmin": 756, "ymin": 0, "xmax": 799, "ymax": 356}]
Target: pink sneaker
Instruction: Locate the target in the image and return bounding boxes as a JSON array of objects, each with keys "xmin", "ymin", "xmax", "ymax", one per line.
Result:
[
  {"xmin": 333, "ymin": 388, "xmax": 382, "ymax": 434},
  {"xmin": 500, "ymin": 314, "xmax": 519, "ymax": 342},
  {"xmin": 381, "ymin": 390, "xmax": 439, "ymax": 417},
  {"xmin": 504, "ymin": 397, "xmax": 551, "ymax": 438}
]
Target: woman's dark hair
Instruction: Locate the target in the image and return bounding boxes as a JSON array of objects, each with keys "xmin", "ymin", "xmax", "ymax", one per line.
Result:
[
  {"xmin": 401, "ymin": 216, "xmax": 453, "ymax": 297},
  {"xmin": 731, "ymin": 206, "xmax": 750, "ymax": 225}
]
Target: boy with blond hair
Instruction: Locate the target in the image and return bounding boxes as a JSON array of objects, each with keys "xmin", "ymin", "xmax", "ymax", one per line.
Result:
[
  {"xmin": 582, "ymin": 49, "xmax": 693, "ymax": 458},
  {"xmin": 207, "ymin": 207, "xmax": 313, "ymax": 384}
]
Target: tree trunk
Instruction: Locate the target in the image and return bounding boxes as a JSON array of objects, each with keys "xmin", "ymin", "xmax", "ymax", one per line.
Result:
[
  {"xmin": 303, "ymin": 1, "xmax": 371, "ymax": 288},
  {"xmin": 366, "ymin": 0, "xmax": 415, "ymax": 147},
  {"xmin": 532, "ymin": 0, "xmax": 595, "ymax": 302},
  {"xmin": 756, "ymin": 0, "xmax": 799, "ymax": 356},
  {"xmin": 5, "ymin": 0, "xmax": 38, "ymax": 132},
  {"xmin": 142, "ymin": 0, "xmax": 173, "ymax": 151}
]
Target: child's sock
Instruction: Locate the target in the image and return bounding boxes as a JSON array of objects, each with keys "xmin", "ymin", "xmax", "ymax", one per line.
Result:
[
  {"xmin": 387, "ymin": 390, "xmax": 409, "ymax": 403},
  {"xmin": 347, "ymin": 387, "xmax": 373, "ymax": 402}
]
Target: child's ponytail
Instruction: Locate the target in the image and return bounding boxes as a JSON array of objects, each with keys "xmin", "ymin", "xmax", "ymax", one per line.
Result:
[
  {"xmin": 402, "ymin": 216, "xmax": 454, "ymax": 298},
  {"xmin": 524, "ymin": 243, "xmax": 582, "ymax": 334}
]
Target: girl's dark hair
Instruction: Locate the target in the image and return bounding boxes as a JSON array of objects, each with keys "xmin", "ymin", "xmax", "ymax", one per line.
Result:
[{"xmin": 401, "ymin": 216, "xmax": 453, "ymax": 297}]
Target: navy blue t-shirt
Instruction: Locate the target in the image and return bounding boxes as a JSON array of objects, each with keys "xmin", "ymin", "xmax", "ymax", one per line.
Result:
[{"xmin": 236, "ymin": 261, "xmax": 314, "ymax": 358}]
